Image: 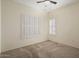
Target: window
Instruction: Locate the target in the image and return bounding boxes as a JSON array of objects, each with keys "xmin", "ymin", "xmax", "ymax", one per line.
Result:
[
  {"xmin": 49, "ymin": 18, "xmax": 56, "ymax": 35},
  {"xmin": 21, "ymin": 14, "xmax": 39, "ymax": 39}
]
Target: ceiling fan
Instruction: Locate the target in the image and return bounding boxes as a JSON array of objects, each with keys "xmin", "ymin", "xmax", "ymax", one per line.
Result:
[{"xmin": 37, "ymin": 0, "xmax": 57, "ymax": 4}]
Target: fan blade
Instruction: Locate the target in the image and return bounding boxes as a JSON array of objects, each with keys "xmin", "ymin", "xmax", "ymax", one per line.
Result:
[
  {"xmin": 50, "ymin": 1, "xmax": 57, "ymax": 4},
  {"xmin": 37, "ymin": 0, "xmax": 45, "ymax": 3}
]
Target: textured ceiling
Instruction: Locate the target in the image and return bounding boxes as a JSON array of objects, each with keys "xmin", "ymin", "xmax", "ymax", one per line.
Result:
[{"xmin": 13, "ymin": 0, "xmax": 79, "ymax": 12}]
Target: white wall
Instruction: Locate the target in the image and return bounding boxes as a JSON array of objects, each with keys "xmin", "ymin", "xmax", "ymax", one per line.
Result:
[
  {"xmin": 49, "ymin": 3, "xmax": 79, "ymax": 48},
  {"xmin": 0, "ymin": 0, "xmax": 1, "ymax": 53},
  {"xmin": 2, "ymin": 0, "xmax": 49, "ymax": 52}
]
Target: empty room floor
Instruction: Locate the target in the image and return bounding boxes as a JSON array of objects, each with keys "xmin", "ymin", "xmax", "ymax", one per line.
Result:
[{"xmin": 0, "ymin": 40, "xmax": 79, "ymax": 58}]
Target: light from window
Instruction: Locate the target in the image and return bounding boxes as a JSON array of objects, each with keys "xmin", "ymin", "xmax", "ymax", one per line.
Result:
[{"xmin": 49, "ymin": 18, "xmax": 56, "ymax": 35}]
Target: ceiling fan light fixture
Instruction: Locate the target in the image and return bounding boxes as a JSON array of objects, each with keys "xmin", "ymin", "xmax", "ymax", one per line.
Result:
[{"xmin": 37, "ymin": 0, "xmax": 57, "ymax": 4}]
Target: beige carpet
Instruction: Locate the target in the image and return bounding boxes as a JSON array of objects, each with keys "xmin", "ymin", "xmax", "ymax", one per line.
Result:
[{"xmin": 0, "ymin": 40, "xmax": 79, "ymax": 58}]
